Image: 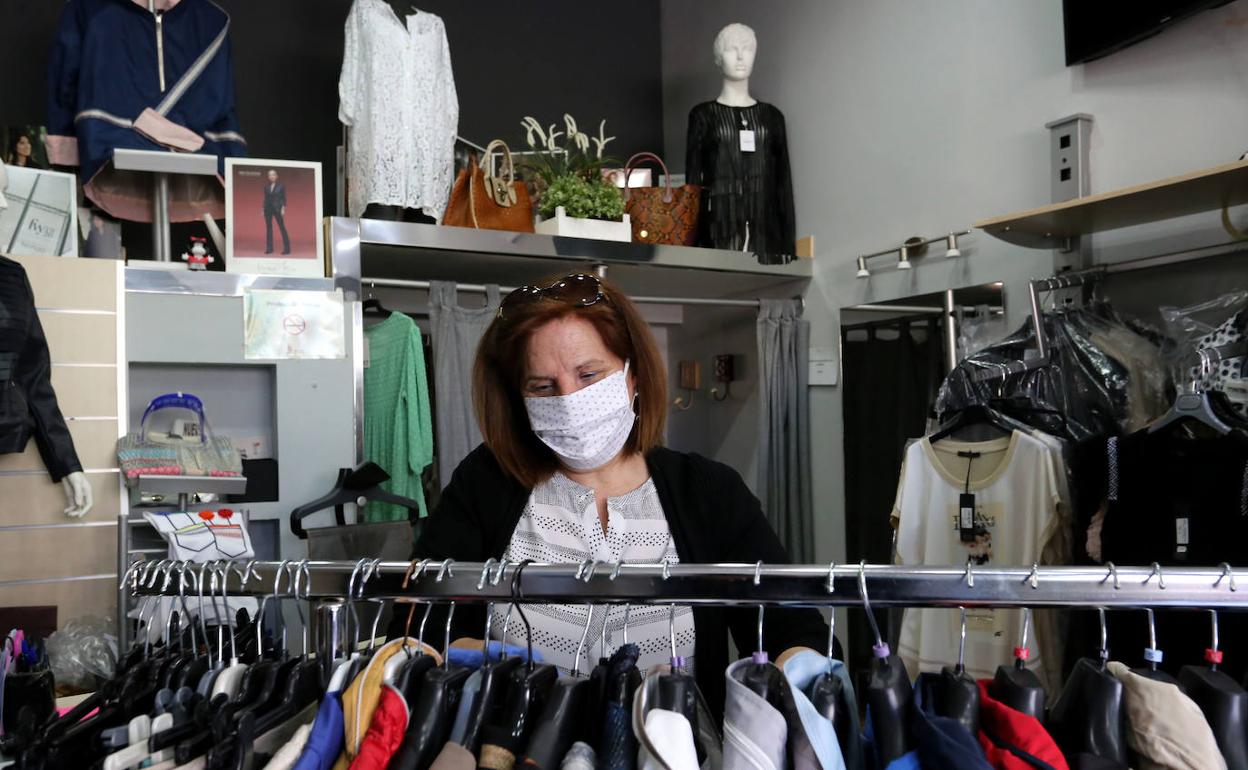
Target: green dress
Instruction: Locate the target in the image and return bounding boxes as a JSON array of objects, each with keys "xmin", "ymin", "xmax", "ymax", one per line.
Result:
[{"xmin": 363, "ymin": 313, "xmax": 433, "ymax": 521}]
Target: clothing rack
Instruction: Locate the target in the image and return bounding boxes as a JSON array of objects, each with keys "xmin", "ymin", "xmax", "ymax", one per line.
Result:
[
  {"xmin": 126, "ymin": 560, "xmax": 1248, "ymax": 610},
  {"xmin": 362, "ymin": 276, "xmax": 781, "ymax": 310}
]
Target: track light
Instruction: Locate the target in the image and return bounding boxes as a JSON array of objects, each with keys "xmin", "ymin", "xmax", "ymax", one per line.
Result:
[
  {"xmin": 945, "ymin": 232, "xmax": 962, "ymax": 258},
  {"xmin": 856, "ymin": 257, "xmax": 870, "ymax": 279},
  {"xmin": 897, "ymin": 243, "xmax": 912, "ymax": 270}
]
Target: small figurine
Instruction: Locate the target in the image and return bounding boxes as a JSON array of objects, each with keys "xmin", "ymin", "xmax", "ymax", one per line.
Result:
[{"xmin": 180, "ymin": 236, "xmax": 214, "ymax": 270}]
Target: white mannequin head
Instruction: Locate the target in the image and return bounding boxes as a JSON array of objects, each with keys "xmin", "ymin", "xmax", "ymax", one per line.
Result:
[{"xmin": 713, "ymin": 23, "xmax": 757, "ymax": 82}]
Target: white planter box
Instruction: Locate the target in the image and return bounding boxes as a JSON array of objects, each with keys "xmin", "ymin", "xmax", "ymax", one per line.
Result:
[{"xmin": 534, "ymin": 206, "xmax": 632, "ymax": 242}]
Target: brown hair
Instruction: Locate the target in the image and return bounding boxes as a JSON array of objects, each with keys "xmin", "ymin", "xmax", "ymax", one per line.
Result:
[{"xmin": 473, "ymin": 276, "xmax": 668, "ymax": 487}]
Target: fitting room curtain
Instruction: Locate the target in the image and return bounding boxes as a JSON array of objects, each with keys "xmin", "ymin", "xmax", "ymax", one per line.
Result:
[
  {"xmin": 429, "ymin": 281, "xmax": 500, "ymax": 488},
  {"xmin": 756, "ymin": 298, "xmax": 814, "ymax": 562}
]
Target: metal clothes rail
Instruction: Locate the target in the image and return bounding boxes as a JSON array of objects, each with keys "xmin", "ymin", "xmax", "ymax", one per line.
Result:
[
  {"xmin": 362, "ymin": 276, "xmax": 772, "ymax": 310},
  {"xmin": 125, "ymin": 560, "xmax": 1248, "ymax": 610}
]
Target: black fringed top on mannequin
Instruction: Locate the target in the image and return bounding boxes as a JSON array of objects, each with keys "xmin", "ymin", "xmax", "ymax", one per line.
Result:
[{"xmin": 685, "ymin": 101, "xmax": 795, "ymax": 264}]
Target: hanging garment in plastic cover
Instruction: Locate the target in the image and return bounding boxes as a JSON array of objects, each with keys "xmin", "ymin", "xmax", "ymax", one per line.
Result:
[
  {"xmin": 935, "ymin": 310, "xmax": 1136, "ymax": 441},
  {"xmin": 1160, "ymin": 290, "xmax": 1248, "ymax": 414}
]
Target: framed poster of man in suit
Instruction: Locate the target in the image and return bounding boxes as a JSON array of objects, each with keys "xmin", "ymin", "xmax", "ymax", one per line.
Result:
[{"xmin": 225, "ymin": 158, "xmax": 324, "ymax": 277}]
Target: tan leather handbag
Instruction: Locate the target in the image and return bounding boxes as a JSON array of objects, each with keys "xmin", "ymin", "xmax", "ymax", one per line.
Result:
[
  {"xmin": 621, "ymin": 152, "xmax": 701, "ymax": 246},
  {"xmin": 444, "ymin": 140, "xmax": 534, "ymax": 233}
]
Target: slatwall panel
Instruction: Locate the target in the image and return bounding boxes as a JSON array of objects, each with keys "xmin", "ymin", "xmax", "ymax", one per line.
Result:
[{"xmin": 0, "ymin": 255, "xmax": 125, "ymax": 630}]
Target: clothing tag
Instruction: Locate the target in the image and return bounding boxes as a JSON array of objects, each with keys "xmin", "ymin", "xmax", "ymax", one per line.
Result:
[
  {"xmin": 959, "ymin": 493, "xmax": 977, "ymax": 542},
  {"xmin": 363, "ymin": 337, "xmax": 370, "ymax": 369},
  {"xmin": 1176, "ymin": 516, "xmax": 1190, "ymax": 558},
  {"xmin": 1224, "ymin": 379, "xmax": 1248, "ymax": 405},
  {"xmin": 739, "ymin": 129, "xmax": 756, "ymax": 152}
]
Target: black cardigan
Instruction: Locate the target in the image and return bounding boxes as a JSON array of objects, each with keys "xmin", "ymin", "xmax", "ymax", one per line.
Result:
[{"xmin": 392, "ymin": 443, "xmax": 832, "ymax": 720}]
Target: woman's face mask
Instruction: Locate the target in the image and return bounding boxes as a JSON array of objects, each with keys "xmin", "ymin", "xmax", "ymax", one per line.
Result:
[{"xmin": 523, "ymin": 361, "xmax": 636, "ymax": 471}]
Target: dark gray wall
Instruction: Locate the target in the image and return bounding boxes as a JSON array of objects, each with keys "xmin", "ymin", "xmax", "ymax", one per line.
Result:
[{"xmin": 3, "ymin": 0, "xmax": 664, "ymax": 227}]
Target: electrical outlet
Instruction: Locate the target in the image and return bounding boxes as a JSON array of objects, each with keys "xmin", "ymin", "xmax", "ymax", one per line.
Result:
[
  {"xmin": 713, "ymin": 354, "xmax": 735, "ymax": 383},
  {"xmin": 678, "ymin": 361, "xmax": 701, "ymax": 390}
]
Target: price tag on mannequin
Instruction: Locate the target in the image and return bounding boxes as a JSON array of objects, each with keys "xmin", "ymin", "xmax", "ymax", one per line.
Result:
[{"xmin": 739, "ymin": 129, "xmax": 756, "ymax": 152}]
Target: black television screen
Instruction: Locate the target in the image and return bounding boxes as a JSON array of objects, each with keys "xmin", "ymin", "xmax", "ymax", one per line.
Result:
[{"xmin": 1063, "ymin": 0, "xmax": 1232, "ymax": 65}]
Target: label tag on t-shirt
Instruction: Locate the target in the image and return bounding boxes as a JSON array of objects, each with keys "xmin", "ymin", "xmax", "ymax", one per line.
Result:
[
  {"xmin": 959, "ymin": 493, "xmax": 977, "ymax": 541},
  {"xmin": 1176, "ymin": 517, "xmax": 1189, "ymax": 557},
  {"xmin": 739, "ymin": 129, "xmax": 756, "ymax": 152}
]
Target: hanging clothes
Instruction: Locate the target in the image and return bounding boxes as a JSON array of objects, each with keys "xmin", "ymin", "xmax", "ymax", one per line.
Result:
[
  {"xmin": 781, "ymin": 650, "xmax": 861, "ymax": 770},
  {"xmin": 911, "ymin": 674, "xmax": 994, "ymax": 770},
  {"xmin": 894, "ymin": 430, "xmax": 1062, "ymax": 681},
  {"xmin": 46, "ymin": 0, "xmax": 247, "ymax": 222},
  {"xmin": 1069, "ymin": 430, "xmax": 1248, "ymax": 681},
  {"xmin": 975, "ymin": 681, "xmax": 1069, "ymax": 770},
  {"xmin": 0, "ymin": 257, "xmax": 82, "ymax": 480},
  {"xmin": 363, "ymin": 312, "xmax": 433, "ymax": 521},
  {"xmin": 338, "ymin": 0, "xmax": 458, "ymax": 220},
  {"xmin": 1187, "ymin": 308, "xmax": 1248, "ymax": 417},
  {"xmin": 1107, "ymin": 661, "xmax": 1228, "ymax": 770},
  {"xmin": 428, "ymin": 282, "xmax": 500, "ymax": 488},
  {"xmin": 756, "ymin": 298, "xmax": 814, "ymax": 562},
  {"xmin": 685, "ymin": 101, "xmax": 795, "ymax": 263}
]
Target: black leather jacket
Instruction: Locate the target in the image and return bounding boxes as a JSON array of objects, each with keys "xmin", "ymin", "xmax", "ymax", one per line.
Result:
[{"xmin": 0, "ymin": 256, "xmax": 82, "ymax": 481}]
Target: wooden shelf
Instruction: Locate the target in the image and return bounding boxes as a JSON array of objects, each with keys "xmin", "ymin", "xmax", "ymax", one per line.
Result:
[{"xmin": 975, "ymin": 159, "xmax": 1248, "ymax": 248}]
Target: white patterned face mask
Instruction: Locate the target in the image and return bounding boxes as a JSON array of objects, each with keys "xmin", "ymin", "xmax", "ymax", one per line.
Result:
[{"xmin": 524, "ymin": 361, "xmax": 636, "ymax": 471}]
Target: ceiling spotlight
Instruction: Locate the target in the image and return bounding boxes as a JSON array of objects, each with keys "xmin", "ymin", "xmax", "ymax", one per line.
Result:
[
  {"xmin": 897, "ymin": 243, "xmax": 912, "ymax": 270},
  {"xmin": 856, "ymin": 256, "xmax": 870, "ymax": 278},
  {"xmin": 945, "ymin": 232, "xmax": 962, "ymax": 258}
]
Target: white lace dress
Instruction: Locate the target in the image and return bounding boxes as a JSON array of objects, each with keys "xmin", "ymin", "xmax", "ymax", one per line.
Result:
[{"xmin": 338, "ymin": 1, "xmax": 458, "ymax": 220}]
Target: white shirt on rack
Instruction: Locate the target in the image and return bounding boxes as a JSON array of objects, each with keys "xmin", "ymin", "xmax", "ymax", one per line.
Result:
[
  {"xmin": 893, "ymin": 430, "xmax": 1062, "ymax": 681},
  {"xmin": 495, "ymin": 472, "xmax": 696, "ymax": 674},
  {"xmin": 338, "ymin": 0, "xmax": 458, "ymax": 220}
]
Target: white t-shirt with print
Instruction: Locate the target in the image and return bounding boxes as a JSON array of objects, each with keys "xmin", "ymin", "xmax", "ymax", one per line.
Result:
[{"xmin": 893, "ymin": 430, "xmax": 1061, "ymax": 681}]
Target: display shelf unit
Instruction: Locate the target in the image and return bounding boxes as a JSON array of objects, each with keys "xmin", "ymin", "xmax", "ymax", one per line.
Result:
[
  {"xmin": 327, "ymin": 217, "xmax": 813, "ymax": 301},
  {"xmin": 974, "ymin": 158, "xmax": 1248, "ymax": 249}
]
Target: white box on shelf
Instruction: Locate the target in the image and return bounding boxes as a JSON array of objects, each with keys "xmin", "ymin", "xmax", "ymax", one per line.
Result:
[{"xmin": 534, "ymin": 206, "xmax": 632, "ymax": 242}]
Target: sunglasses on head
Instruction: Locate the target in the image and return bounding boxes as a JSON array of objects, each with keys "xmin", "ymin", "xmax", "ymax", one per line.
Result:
[{"xmin": 498, "ymin": 274, "xmax": 609, "ymax": 320}]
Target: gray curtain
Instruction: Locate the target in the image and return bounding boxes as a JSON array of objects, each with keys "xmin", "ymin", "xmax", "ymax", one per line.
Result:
[
  {"xmin": 756, "ymin": 298, "xmax": 814, "ymax": 561},
  {"xmin": 429, "ymin": 281, "xmax": 500, "ymax": 487}
]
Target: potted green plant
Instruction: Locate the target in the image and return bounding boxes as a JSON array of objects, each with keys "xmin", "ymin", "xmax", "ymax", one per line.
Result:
[{"xmin": 521, "ymin": 115, "xmax": 631, "ymax": 242}]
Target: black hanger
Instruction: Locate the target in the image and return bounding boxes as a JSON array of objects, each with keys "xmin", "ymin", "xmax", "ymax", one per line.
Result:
[
  {"xmin": 1179, "ymin": 606, "xmax": 1248, "ymax": 770},
  {"xmin": 858, "ymin": 563, "xmax": 914, "ymax": 765},
  {"xmin": 929, "ymin": 403, "xmax": 1022, "ymax": 444},
  {"xmin": 802, "ymin": 589, "xmax": 852, "ymax": 751},
  {"xmin": 362, "ymin": 294, "xmax": 392, "ymax": 318},
  {"xmin": 522, "ymin": 601, "xmax": 601, "ymax": 767},
  {"xmin": 488, "ymin": 562, "xmax": 559, "ymax": 749},
  {"xmin": 457, "ymin": 605, "xmax": 522, "ymax": 755},
  {"xmin": 290, "ymin": 462, "xmax": 423, "ymax": 538},
  {"xmin": 1047, "ymin": 607, "xmax": 1127, "ymax": 764},
  {"xmin": 989, "ymin": 606, "xmax": 1046, "ymax": 723},
  {"xmin": 737, "ymin": 564, "xmax": 780, "ymax": 701},
  {"xmin": 934, "ymin": 607, "xmax": 980, "ymax": 736}
]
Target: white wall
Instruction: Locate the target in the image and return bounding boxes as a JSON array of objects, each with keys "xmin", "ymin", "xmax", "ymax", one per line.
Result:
[{"xmin": 660, "ymin": 0, "xmax": 1248, "ymax": 564}]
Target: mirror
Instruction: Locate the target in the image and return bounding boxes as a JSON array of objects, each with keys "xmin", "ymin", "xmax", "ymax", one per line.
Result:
[{"xmin": 838, "ymin": 282, "xmax": 1006, "ymax": 677}]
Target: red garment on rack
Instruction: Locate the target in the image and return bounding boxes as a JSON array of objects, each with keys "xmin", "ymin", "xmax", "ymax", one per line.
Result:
[
  {"xmin": 349, "ymin": 684, "xmax": 408, "ymax": 770},
  {"xmin": 976, "ymin": 681, "xmax": 1069, "ymax": 770}
]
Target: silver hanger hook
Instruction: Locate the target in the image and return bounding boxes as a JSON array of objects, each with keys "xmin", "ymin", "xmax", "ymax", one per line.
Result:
[
  {"xmin": 478, "ymin": 559, "xmax": 499, "ymax": 591},
  {"xmin": 1019, "ymin": 607, "xmax": 1032, "ymax": 653},
  {"xmin": 1217, "ymin": 563, "xmax": 1237, "ymax": 592},
  {"xmin": 120, "ymin": 559, "xmax": 145, "ymax": 591},
  {"xmin": 1097, "ymin": 607, "xmax": 1109, "ymax": 663},
  {"xmin": 196, "ymin": 561, "xmax": 213, "ymax": 656},
  {"xmin": 1026, "ymin": 563, "xmax": 1039, "ymax": 590},
  {"xmin": 573, "ymin": 605, "xmax": 594, "ymax": 678},
  {"xmin": 610, "ymin": 561, "xmax": 625, "ymax": 581},
  {"xmin": 346, "ymin": 558, "xmax": 369, "ymax": 653},
  {"xmin": 661, "ymin": 560, "xmax": 671, "ymax": 582},
  {"xmin": 217, "ymin": 560, "xmax": 237, "ymax": 663},
  {"xmin": 363, "ymin": 557, "xmax": 385, "ymax": 651},
  {"xmin": 1209, "ymin": 609, "xmax": 1222, "ymax": 670},
  {"xmin": 1144, "ymin": 562, "xmax": 1166, "ymax": 590},
  {"xmin": 1103, "ymin": 561, "xmax": 1120, "ymax": 590},
  {"xmin": 754, "ymin": 561, "xmax": 765, "ymax": 657},
  {"xmin": 964, "ymin": 558, "xmax": 975, "ymax": 588},
  {"xmin": 858, "ymin": 560, "xmax": 886, "ymax": 653},
  {"xmin": 1144, "ymin": 608, "xmax": 1159, "ymax": 658},
  {"xmin": 825, "ymin": 561, "xmax": 837, "ymax": 660},
  {"xmin": 956, "ymin": 607, "xmax": 968, "ymax": 673},
  {"xmin": 622, "ymin": 602, "xmax": 632, "ymax": 646}
]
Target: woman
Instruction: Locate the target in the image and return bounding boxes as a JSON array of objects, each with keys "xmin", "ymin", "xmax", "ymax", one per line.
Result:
[
  {"xmin": 7, "ymin": 133, "xmax": 45, "ymax": 169},
  {"xmin": 402, "ymin": 273, "xmax": 830, "ymax": 718}
]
